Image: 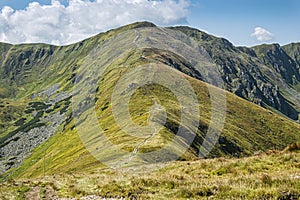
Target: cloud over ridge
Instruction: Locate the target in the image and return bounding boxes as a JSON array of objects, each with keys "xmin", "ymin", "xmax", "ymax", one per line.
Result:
[
  {"xmin": 251, "ymin": 27, "xmax": 274, "ymax": 42},
  {"xmin": 0, "ymin": 0, "xmax": 189, "ymax": 45}
]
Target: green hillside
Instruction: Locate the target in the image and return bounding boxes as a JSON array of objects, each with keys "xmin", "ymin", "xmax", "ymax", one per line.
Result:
[{"xmin": 0, "ymin": 22, "xmax": 299, "ymax": 199}]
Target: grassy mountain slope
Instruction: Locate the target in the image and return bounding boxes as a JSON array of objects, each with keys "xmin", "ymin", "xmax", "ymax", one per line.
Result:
[
  {"xmin": 0, "ymin": 22, "xmax": 298, "ymax": 180},
  {"xmin": 6, "ymin": 70, "xmax": 300, "ymax": 179},
  {"xmin": 0, "ymin": 23, "xmax": 299, "ymax": 200}
]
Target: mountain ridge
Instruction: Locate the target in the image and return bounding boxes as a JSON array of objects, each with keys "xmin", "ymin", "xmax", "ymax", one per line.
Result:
[
  {"xmin": 172, "ymin": 25, "xmax": 300, "ymax": 120},
  {"xmin": 1, "ymin": 22, "xmax": 299, "ymax": 120},
  {"xmin": 0, "ymin": 22, "xmax": 299, "ymax": 179}
]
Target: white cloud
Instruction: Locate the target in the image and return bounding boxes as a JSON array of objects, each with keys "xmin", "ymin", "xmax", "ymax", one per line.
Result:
[
  {"xmin": 251, "ymin": 27, "xmax": 274, "ymax": 42},
  {"xmin": 0, "ymin": 0, "xmax": 190, "ymax": 45}
]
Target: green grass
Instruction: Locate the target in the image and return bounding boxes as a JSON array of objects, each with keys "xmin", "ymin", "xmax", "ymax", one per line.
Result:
[{"xmin": 0, "ymin": 99, "xmax": 28, "ymax": 138}]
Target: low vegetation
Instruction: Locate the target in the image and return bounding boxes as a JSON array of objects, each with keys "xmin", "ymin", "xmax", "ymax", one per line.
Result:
[{"xmin": 1, "ymin": 151, "xmax": 299, "ymax": 199}]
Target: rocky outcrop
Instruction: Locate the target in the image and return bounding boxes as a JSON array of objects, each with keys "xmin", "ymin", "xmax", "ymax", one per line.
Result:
[
  {"xmin": 253, "ymin": 44, "xmax": 300, "ymax": 85},
  {"xmin": 0, "ymin": 85, "xmax": 71, "ymax": 175},
  {"xmin": 172, "ymin": 27, "xmax": 300, "ymax": 120},
  {"xmin": 282, "ymin": 43, "xmax": 300, "ymax": 67},
  {"xmin": 0, "ymin": 111, "xmax": 65, "ymax": 174}
]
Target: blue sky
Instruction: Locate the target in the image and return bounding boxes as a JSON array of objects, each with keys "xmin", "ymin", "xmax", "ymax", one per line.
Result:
[
  {"xmin": 188, "ymin": 0, "xmax": 300, "ymax": 46},
  {"xmin": 0, "ymin": 0, "xmax": 299, "ymax": 46}
]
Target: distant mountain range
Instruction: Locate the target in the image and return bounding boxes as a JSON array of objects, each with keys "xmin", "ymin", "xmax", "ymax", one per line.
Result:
[{"xmin": 0, "ymin": 22, "xmax": 299, "ymax": 177}]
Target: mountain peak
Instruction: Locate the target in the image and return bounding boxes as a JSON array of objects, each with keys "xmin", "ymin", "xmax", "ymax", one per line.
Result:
[{"xmin": 129, "ymin": 21, "xmax": 157, "ymax": 28}]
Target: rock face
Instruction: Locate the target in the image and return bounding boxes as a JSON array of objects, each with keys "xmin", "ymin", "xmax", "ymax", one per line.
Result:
[
  {"xmin": 172, "ymin": 27, "xmax": 300, "ymax": 120},
  {"xmin": 253, "ymin": 44, "xmax": 300, "ymax": 85},
  {"xmin": 282, "ymin": 43, "xmax": 300, "ymax": 67}
]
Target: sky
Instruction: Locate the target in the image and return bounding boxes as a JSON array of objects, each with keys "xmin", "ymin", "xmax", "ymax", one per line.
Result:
[{"xmin": 0, "ymin": 0, "xmax": 299, "ymax": 46}]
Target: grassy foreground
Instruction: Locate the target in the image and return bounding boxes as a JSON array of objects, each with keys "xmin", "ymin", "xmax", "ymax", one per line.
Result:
[{"xmin": 0, "ymin": 150, "xmax": 299, "ymax": 199}]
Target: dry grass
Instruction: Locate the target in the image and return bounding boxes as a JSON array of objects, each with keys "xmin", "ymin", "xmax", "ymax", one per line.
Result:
[{"xmin": 1, "ymin": 151, "xmax": 299, "ymax": 199}]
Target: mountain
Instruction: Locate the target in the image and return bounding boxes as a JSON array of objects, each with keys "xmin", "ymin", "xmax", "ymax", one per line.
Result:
[
  {"xmin": 0, "ymin": 22, "xmax": 299, "ymax": 196},
  {"xmin": 282, "ymin": 42, "xmax": 300, "ymax": 66},
  {"xmin": 172, "ymin": 27, "xmax": 300, "ymax": 120}
]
